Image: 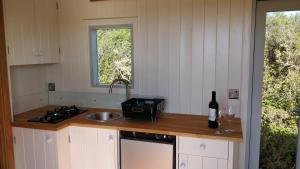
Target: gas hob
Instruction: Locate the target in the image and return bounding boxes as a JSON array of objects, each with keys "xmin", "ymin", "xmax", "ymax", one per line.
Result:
[{"xmin": 28, "ymin": 105, "xmax": 87, "ymax": 124}]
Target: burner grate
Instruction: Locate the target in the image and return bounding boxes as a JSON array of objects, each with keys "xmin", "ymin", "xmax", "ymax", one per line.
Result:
[{"xmin": 28, "ymin": 105, "xmax": 87, "ymax": 124}]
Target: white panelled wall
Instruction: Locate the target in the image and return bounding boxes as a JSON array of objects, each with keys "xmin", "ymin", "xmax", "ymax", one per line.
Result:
[
  {"xmin": 10, "ymin": 65, "xmax": 49, "ymax": 114},
  {"xmin": 10, "ymin": 0, "xmax": 253, "ymax": 168},
  {"xmin": 47, "ymin": 0, "xmax": 250, "ymax": 116}
]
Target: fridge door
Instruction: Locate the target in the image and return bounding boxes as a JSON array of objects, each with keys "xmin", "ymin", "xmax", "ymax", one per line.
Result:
[{"xmin": 121, "ymin": 139, "xmax": 174, "ymax": 169}]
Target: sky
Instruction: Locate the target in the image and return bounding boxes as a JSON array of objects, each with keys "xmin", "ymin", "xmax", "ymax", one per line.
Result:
[{"xmin": 268, "ymin": 11, "xmax": 300, "ymax": 16}]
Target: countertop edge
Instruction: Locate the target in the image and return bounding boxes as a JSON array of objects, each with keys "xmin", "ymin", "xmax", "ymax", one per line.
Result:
[
  {"xmin": 12, "ymin": 106, "xmax": 244, "ymax": 143},
  {"xmin": 69, "ymin": 122, "xmax": 244, "ymax": 143}
]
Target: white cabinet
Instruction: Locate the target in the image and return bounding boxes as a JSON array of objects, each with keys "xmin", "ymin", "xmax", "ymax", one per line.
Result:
[
  {"xmin": 4, "ymin": 0, "xmax": 60, "ymax": 66},
  {"xmin": 12, "ymin": 127, "xmax": 70, "ymax": 169},
  {"xmin": 69, "ymin": 126, "xmax": 119, "ymax": 169},
  {"xmin": 178, "ymin": 137, "xmax": 233, "ymax": 169},
  {"xmin": 13, "ymin": 126, "xmax": 234, "ymax": 169}
]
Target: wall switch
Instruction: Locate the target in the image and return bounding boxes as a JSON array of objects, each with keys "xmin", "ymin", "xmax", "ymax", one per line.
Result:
[
  {"xmin": 48, "ymin": 83, "xmax": 56, "ymax": 91},
  {"xmin": 228, "ymin": 89, "xmax": 239, "ymax": 99}
]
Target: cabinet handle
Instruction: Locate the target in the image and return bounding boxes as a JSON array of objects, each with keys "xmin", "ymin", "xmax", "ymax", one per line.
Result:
[
  {"xmin": 200, "ymin": 143, "xmax": 206, "ymax": 151},
  {"xmin": 180, "ymin": 162, "xmax": 186, "ymax": 169},
  {"xmin": 108, "ymin": 135, "xmax": 114, "ymax": 141},
  {"xmin": 39, "ymin": 50, "xmax": 44, "ymax": 56},
  {"xmin": 33, "ymin": 50, "xmax": 40, "ymax": 57},
  {"xmin": 46, "ymin": 135, "xmax": 53, "ymax": 143},
  {"xmin": 13, "ymin": 136, "xmax": 16, "ymax": 144}
]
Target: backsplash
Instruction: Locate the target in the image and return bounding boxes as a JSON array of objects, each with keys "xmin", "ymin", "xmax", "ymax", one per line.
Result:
[
  {"xmin": 49, "ymin": 91, "xmax": 127, "ymax": 109},
  {"xmin": 48, "ymin": 91, "xmax": 163, "ymax": 110}
]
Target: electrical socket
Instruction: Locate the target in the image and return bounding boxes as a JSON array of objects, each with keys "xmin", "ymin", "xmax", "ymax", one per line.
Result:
[
  {"xmin": 228, "ymin": 89, "xmax": 239, "ymax": 99},
  {"xmin": 48, "ymin": 83, "xmax": 56, "ymax": 91}
]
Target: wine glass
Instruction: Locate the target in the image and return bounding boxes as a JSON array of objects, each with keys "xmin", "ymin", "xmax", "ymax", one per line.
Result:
[
  {"xmin": 226, "ymin": 106, "xmax": 235, "ymax": 121},
  {"xmin": 223, "ymin": 106, "xmax": 235, "ymax": 133},
  {"xmin": 215, "ymin": 110, "xmax": 225, "ymax": 135}
]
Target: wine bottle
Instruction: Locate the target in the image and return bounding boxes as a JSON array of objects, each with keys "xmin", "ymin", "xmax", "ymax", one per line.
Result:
[{"xmin": 208, "ymin": 91, "xmax": 219, "ymax": 128}]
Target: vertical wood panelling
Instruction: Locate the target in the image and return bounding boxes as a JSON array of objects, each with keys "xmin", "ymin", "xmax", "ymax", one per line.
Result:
[
  {"xmin": 84, "ymin": 128, "xmax": 99, "ymax": 169},
  {"xmin": 57, "ymin": 128, "xmax": 71, "ymax": 169},
  {"xmin": 10, "ymin": 65, "xmax": 49, "ymax": 114},
  {"xmin": 13, "ymin": 127, "xmax": 25, "ymax": 169},
  {"xmin": 168, "ymin": 0, "xmax": 181, "ymax": 113},
  {"xmin": 145, "ymin": 0, "xmax": 159, "ymax": 95},
  {"xmin": 45, "ymin": 132, "xmax": 59, "ymax": 169},
  {"xmin": 136, "ymin": 0, "xmax": 147, "ymax": 95},
  {"xmin": 23, "ymin": 128, "xmax": 36, "ymax": 169},
  {"xmin": 158, "ymin": 0, "xmax": 170, "ymax": 106},
  {"xmin": 34, "ymin": 130, "xmax": 46, "ymax": 169},
  {"xmin": 98, "ymin": 129, "xmax": 118, "ymax": 169},
  {"xmin": 191, "ymin": 0, "xmax": 205, "ymax": 115},
  {"xmin": 202, "ymin": 0, "xmax": 218, "ymax": 114},
  {"xmin": 188, "ymin": 155, "xmax": 203, "ymax": 169},
  {"xmin": 8, "ymin": 0, "xmax": 252, "ymax": 168},
  {"xmin": 179, "ymin": 0, "xmax": 193, "ymax": 113},
  {"xmin": 216, "ymin": 0, "xmax": 230, "ymax": 109},
  {"xmin": 218, "ymin": 159, "xmax": 228, "ymax": 169},
  {"xmin": 12, "ymin": 0, "xmax": 249, "ymax": 117},
  {"xmin": 203, "ymin": 157, "xmax": 218, "ymax": 169},
  {"xmin": 70, "ymin": 127, "xmax": 85, "ymax": 169},
  {"xmin": 228, "ymin": 0, "xmax": 245, "ymax": 116}
]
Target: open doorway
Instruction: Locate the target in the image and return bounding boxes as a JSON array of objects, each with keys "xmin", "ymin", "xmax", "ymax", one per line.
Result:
[
  {"xmin": 249, "ymin": 1, "xmax": 300, "ymax": 169},
  {"xmin": 259, "ymin": 11, "xmax": 300, "ymax": 169}
]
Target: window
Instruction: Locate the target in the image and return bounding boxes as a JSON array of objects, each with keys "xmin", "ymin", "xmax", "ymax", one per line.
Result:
[{"xmin": 90, "ymin": 24, "xmax": 134, "ymax": 87}]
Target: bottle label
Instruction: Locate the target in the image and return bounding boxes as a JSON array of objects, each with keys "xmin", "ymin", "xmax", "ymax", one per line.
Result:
[{"xmin": 209, "ymin": 109, "xmax": 216, "ymax": 121}]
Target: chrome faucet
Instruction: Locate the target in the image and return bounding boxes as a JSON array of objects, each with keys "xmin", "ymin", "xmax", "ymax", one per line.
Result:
[{"xmin": 109, "ymin": 78, "xmax": 130, "ymax": 100}]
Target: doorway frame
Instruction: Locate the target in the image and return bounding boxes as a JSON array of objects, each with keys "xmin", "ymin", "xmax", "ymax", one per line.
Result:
[
  {"xmin": 0, "ymin": 0, "xmax": 15, "ymax": 168},
  {"xmin": 249, "ymin": 1, "xmax": 300, "ymax": 169}
]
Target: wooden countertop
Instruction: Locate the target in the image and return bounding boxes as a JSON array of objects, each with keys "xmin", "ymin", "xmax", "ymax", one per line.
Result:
[{"xmin": 12, "ymin": 105, "xmax": 243, "ymax": 142}]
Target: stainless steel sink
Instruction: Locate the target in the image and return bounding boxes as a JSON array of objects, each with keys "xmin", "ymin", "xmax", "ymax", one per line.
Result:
[{"xmin": 85, "ymin": 112, "xmax": 122, "ymax": 122}]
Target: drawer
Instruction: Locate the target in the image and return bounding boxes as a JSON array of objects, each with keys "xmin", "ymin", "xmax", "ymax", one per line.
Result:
[{"xmin": 179, "ymin": 137, "xmax": 229, "ymax": 159}]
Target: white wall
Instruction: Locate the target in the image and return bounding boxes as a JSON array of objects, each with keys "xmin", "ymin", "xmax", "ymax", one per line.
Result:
[
  {"xmin": 48, "ymin": 0, "xmax": 252, "ymax": 116},
  {"xmin": 10, "ymin": 0, "xmax": 253, "ymax": 168},
  {"xmin": 10, "ymin": 65, "xmax": 50, "ymax": 114},
  {"xmin": 47, "ymin": 1, "xmax": 253, "ymax": 168}
]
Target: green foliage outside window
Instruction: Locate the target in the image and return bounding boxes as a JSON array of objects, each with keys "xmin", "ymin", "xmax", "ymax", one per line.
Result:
[
  {"xmin": 96, "ymin": 27, "xmax": 132, "ymax": 85},
  {"xmin": 260, "ymin": 12, "xmax": 300, "ymax": 169}
]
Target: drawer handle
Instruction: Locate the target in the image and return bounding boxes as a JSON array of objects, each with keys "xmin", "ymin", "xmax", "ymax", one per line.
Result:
[
  {"xmin": 180, "ymin": 162, "xmax": 186, "ymax": 169},
  {"xmin": 46, "ymin": 136, "xmax": 53, "ymax": 143},
  {"xmin": 200, "ymin": 143, "xmax": 206, "ymax": 151},
  {"xmin": 109, "ymin": 135, "xmax": 114, "ymax": 141}
]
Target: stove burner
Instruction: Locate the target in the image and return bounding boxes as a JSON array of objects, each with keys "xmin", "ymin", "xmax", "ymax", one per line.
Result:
[{"xmin": 28, "ymin": 105, "xmax": 87, "ymax": 124}]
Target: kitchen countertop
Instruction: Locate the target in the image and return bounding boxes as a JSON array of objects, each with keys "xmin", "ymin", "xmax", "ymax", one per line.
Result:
[{"xmin": 12, "ymin": 105, "xmax": 243, "ymax": 142}]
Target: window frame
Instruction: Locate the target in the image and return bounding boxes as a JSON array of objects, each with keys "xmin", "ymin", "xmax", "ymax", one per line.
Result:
[{"xmin": 89, "ymin": 24, "xmax": 135, "ymax": 88}]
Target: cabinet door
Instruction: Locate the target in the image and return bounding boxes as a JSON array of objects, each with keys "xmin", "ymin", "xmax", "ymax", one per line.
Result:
[
  {"xmin": 70, "ymin": 127, "xmax": 119, "ymax": 169},
  {"xmin": 84, "ymin": 128, "xmax": 100, "ymax": 169},
  {"xmin": 44, "ymin": 131, "xmax": 59, "ymax": 169},
  {"xmin": 179, "ymin": 154, "xmax": 203, "ymax": 169},
  {"xmin": 189, "ymin": 155, "xmax": 203, "ymax": 169},
  {"xmin": 57, "ymin": 127, "xmax": 71, "ymax": 169},
  {"xmin": 35, "ymin": 0, "xmax": 59, "ymax": 64},
  {"xmin": 99, "ymin": 129, "xmax": 118, "ymax": 169},
  {"xmin": 217, "ymin": 159, "xmax": 228, "ymax": 169},
  {"xmin": 4, "ymin": 0, "xmax": 37, "ymax": 65},
  {"xmin": 179, "ymin": 154, "xmax": 228, "ymax": 169},
  {"xmin": 23, "ymin": 128, "xmax": 37, "ymax": 169},
  {"xmin": 203, "ymin": 157, "xmax": 227, "ymax": 169},
  {"xmin": 12, "ymin": 127, "xmax": 26, "ymax": 169},
  {"xmin": 179, "ymin": 154, "xmax": 188, "ymax": 169},
  {"xmin": 70, "ymin": 126, "xmax": 101, "ymax": 169},
  {"xmin": 34, "ymin": 130, "xmax": 59, "ymax": 169},
  {"xmin": 203, "ymin": 158, "xmax": 218, "ymax": 169},
  {"xmin": 69, "ymin": 127, "xmax": 86, "ymax": 169},
  {"xmin": 35, "ymin": 130, "xmax": 47, "ymax": 169}
]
